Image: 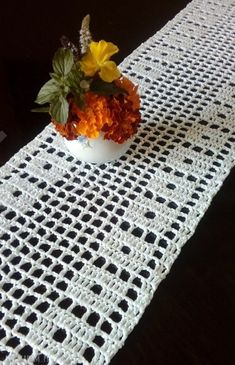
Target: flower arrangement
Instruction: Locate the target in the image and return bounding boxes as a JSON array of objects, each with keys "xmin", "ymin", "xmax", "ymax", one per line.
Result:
[{"xmin": 33, "ymin": 15, "xmax": 141, "ymax": 144}]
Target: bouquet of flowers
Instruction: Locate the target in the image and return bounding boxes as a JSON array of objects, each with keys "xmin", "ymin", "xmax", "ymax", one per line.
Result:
[{"xmin": 33, "ymin": 15, "xmax": 141, "ymax": 144}]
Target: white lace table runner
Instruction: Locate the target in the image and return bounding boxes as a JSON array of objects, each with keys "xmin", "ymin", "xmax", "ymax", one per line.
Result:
[{"xmin": 0, "ymin": 0, "xmax": 235, "ymax": 364}]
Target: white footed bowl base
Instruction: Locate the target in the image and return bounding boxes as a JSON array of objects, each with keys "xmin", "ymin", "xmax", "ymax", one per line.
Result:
[{"xmin": 64, "ymin": 134, "xmax": 133, "ymax": 164}]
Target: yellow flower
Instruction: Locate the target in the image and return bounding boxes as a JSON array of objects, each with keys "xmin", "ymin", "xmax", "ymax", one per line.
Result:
[{"xmin": 80, "ymin": 40, "xmax": 121, "ymax": 82}]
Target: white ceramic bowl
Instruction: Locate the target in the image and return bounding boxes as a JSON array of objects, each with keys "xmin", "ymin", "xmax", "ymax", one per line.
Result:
[{"xmin": 64, "ymin": 133, "xmax": 133, "ymax": 164}]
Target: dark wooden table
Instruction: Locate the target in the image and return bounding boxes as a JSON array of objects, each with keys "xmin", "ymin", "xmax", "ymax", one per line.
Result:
[{"xmin": 0, "ymin": 1, "xmax": 234, "ymax": 364}]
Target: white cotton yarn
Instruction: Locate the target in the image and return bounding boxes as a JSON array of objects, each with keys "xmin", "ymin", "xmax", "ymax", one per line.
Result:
[{"xmin": 0, "ymin": 0, "xmax": 234, "ymax": 364}]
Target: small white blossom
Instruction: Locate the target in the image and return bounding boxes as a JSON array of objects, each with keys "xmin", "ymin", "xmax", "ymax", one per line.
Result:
[{"xmin": 79, "ymin": 14, "xmax": 92, "ymax": 54}]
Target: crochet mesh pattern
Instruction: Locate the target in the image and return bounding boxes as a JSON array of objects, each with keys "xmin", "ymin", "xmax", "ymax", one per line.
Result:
[{"xmin": 0, "ymin": 0, "xmax": 234, "ymax": 364}]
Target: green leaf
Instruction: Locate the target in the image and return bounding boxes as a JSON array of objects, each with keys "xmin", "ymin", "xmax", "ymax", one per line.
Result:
[
  {"xmin": 35, "ymin": 79, "xmax": 60, "ymax": 105},
  {"xmin": 49, "ymin": 72, "xmax": 62, "ymax": 83},
  {"xmin": 52, "ymin": 48, "xmax": 74, "ymax": 76},
  {"xmin": 73, "ymin": 93, "xmax": 85, "ymax": 109},
  {"xmin": 66, "ymin": 64, "xmax": 83, "ymax": 91},
  {"xmin": 90, "ymin": 78, "xmax": 128, "ymax": 96},
  {"xmin": 50, "ymin": 95, "xmax": 69, "ymax": 124},
  {"xmin": 31, "ymin": 106, "xmax": 50, "ymax": 113},
  {"xmin": 65, "ymin": 64, "xmax": 86, "ymax": 107}
]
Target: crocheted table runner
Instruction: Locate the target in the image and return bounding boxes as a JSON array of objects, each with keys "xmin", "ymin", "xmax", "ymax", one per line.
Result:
[{"xmin": 0, "ymin": 0, "xmax": 234, "ymax": 364}]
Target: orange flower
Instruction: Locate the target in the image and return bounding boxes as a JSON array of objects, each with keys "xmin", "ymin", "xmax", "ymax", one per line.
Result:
[
  {"xmin": 71, "ymin": 93, "xmax": 113, "ymax": 138},
  {"xmin": 102, "ymin": 94, "xmax": 141, "ymax": 143},
  {"xmin": 115, "ymin": 76, "xmax": 140, "ymax": 110},
  {"xmin": 52, "ymin": 77, "xmax": 141, "ymax": 143},
  {"xmin": 52, "ymin": 118, "xmax": 78, "ymax": 140}
]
